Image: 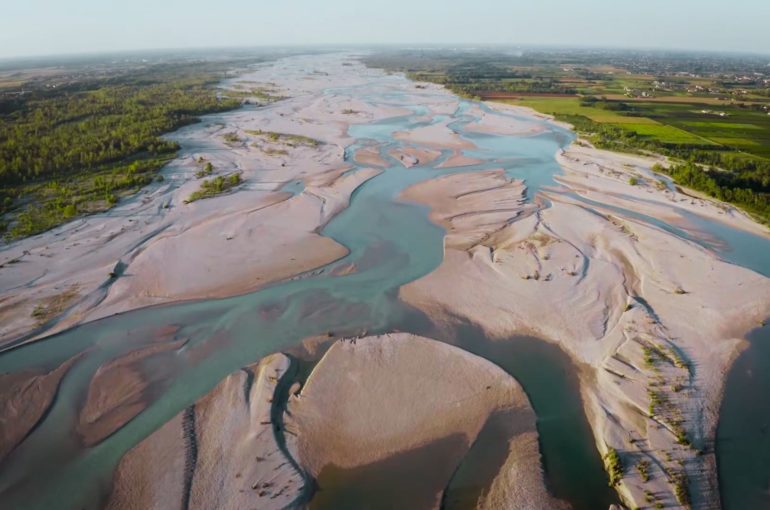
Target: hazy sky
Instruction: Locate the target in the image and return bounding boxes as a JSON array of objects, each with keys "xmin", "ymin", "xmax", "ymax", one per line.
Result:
[{"xmin": 2, "ymin": 0, "xmax": 770, "ymax": 59}]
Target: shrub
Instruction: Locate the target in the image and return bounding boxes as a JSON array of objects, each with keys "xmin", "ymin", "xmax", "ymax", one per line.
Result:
[
  {"xmin": 195, "ymin": 161, "xmax": 214, "ymax": 178},
  {"xmin": 223, "ymin": 132, "xmax": 241, "ymax": 143},
  {"xmin": 645, "ymin": 489, "xmax": 655, "ymax": 503},
  {"xmin": 636, "ymin": 459, "xmax": 651, "ymax": 482},
  {"xmin": 674, "ymin": 424, "xmax": 691, "ymax": 447},
  {"xmin": 605, "ymin": 447, "xmax": 624, "ymax": 486},
  {"xmin": 672, "ymin": 471, "xmax": 691, "ymax": 507},
  {"xmin": 185, "ymin": 173, "xmax": 242, "ymax": 203},
  {"xmin": 643, "ymin": 346, "xmax": 656, "ymax": 368},
  {"xmin": 62, "ymin": 204, "xmax": 77, "ymax": 218}
]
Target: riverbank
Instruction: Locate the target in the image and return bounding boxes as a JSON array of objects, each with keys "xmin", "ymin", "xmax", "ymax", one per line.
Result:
[
  {"xmin": 487, "ymin": 100, "xmax": 770, "ymax": 241},
  {"xmin": 398, "ymin": 97, "xmax": 770, "ymax": 509}
]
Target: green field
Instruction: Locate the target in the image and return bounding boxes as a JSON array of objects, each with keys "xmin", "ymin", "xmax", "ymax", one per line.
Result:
[
  {"xmin": 513, "ymin": 98, "xmax": 659, "ymax": 124},
  {"xmin": 507, "ymin": 97, "xmax": 770, "ymax": 157},
  {"xmin": 621, "ymin": 124, "xmax": 714, "ymax": 145},
  {"xmin": 634, "ymin": 101, "xmax": 770, "ymax": 158},
  {"xmin": 504, "ymin": 95, "xmax": 770, "ymax": 222}
]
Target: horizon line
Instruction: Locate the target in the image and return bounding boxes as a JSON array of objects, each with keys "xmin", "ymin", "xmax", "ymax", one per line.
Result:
[{"xmin": 2, "ymin": 42, "xmax": 770, "ymax": 64}]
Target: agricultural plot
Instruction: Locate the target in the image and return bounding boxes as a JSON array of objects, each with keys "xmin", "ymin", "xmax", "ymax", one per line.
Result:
[
  {"xmin": 511, "ymin": 98, "xmax": 658, "ymax": 124},
  {"xmin": 509, "ymin": 96, "xmax": 770, "ymax": 156},
  {"xmin": 633, "ymin": 102, "xmax": 770, "ymax": 158},
  {"xmin": 622, "ymin": 123, "xmax": 712, "ymax": 145}
]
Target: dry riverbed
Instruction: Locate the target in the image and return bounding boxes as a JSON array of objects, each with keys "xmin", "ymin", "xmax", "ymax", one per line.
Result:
[{"xmin": 1, "ymin": 53, "xmax": 769, "ymax": 510}]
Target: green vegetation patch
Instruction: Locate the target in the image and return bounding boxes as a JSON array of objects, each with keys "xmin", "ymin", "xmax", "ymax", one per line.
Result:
[
  {"xmin": 0, "ymin": 62, "xmax": 248, "ymax": 239},
  {"xmin": 654, "ymin": 162, "xmax": 770, "ymax": 223},
  {"xmin": 195, "ymin": 161, "xmax": 215, "ymax": 178},
  {"xmin": 246, "ymin": 129, "xmax": 322, "ymax": 147},
  {"xmin": 672, "ymin": 471, "xmax": 692, "ymax": 507},
  {"xmin": 6, "ymin": 155, "xmax": 173, "ymax": 239},
  {"xmin": 636, "ymin": 459, "xmax": 651, "ymax": 482},
  {"xmin": 604, "ymin": 447, "xmax": 624, "ymax": 487},
  {"xmin": 622, "ymin": 123, "xmax": 712, "ymax": 145},
  {"xmin": 633, "ymin": 101, "xmax": 770, "ymax": 158},
  {"xmin": 220, "ymin": 86, "xmax": 286, "ymax": 103},
  {"xmin": 512, "ymin": 97, "xmax": 659, "ymax": 125},
  {"xmin": 30, "ymin": 285, "xmax": 80, "ymax": 325},
  {"xmin": 685, "ymin": 121, "xmax": 761, "ymax": 130},
  {"xmin": 185, "ymin": 173, "xmax": 243, "ymax": 203},
  {"xmin": 223, "ymin": 132, "xmax": 242, "ymax": 143},
  {"xmin": 710, "ymin": 137, "xmax": 760, "ymax": 147}
]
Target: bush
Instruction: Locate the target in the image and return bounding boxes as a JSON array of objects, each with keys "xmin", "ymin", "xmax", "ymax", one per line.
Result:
[
  {"xmin": 605, "ymin": 447, "xmax": 624, "ymax": 486},
  {"xmin": 223, "ymin": 132, "xmax": 241, "ymax": 143},
  {"xmin": 672, "ymin": 471, "xmax": 691, "ymax": 506},
  {"xmin": 62, "ymin": 204, "xmax": 77, "ymax": 218},
  {"xmin": 636, "ymin": 459, "xmax": 651, "ymax": 482},
  {"xmin": 195, "ymin": 162, "xmax": 214, "ymax": 178},
  {"xmin": 185, "ymin": 173, "xmax": 243, "ymax": 203}
]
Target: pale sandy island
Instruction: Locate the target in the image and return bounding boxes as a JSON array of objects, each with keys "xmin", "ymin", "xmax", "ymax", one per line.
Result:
[
  {"xmin": 395, "ymin": 120, "xmax": 475, "ymax": 149},
  {"xmin": 89, "ymin": 166, "xmax": 382, "ymax": 319},
  {"xmin": 0, "ymin": 353, "xmax": 82, "ymax": 464},
  {"xmin": 463, "ymin": 104, "xmax": 547, "ymax": 136},
  {"xmin": 288, "ymin": 333, "xmax": 565, "ymax": 510},
  {"xmin": 107, "ymin": 333, "xmax": 564, "ymax": 510},
  {"xmin": 556, "ymin": 143, "xmax": 770, "ymax": 239},
  {"xmin": 400, "ymin": 141, "xmax": 770, "ymax": 508},
  {"xmin": 436, "ymin": 150, "xmax": 484, "ymax": 169},
  {"xmin": 106, "ymin": 353, "xmax": 304, "ymax": 510},
  {"xmin": 77, "ymin": 338, "xmax": 188, "ymax": 447},
  {"xmin": 0, "ymin": 55, "xmax": 401, "ymax": 347},
  {"xmin": 484, "ymin": 100, "xmax": 575, "ymax": 131},
  {"xmin": 353, "ymin": 145, "xmax": 389, "ymax": 168}
]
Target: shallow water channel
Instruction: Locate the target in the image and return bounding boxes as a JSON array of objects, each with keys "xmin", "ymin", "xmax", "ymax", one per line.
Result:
[
  {"xmin": 0, "ymin": 58, "xmax": 768, "ymax": 509},
  {"xmin": 717, "ymin": 322, "xmax": 770, "ymax": 509}
]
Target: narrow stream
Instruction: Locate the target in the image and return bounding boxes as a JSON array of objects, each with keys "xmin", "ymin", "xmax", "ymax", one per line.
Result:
[{"xmin": 0, "ymin": 55, "xmax": 768, "ymax": 509}]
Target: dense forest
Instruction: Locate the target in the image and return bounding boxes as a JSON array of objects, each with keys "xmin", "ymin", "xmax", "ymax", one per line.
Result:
[{"xmin": 0, "ymin": 61, "xmax": 247, "ymax": 239}]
